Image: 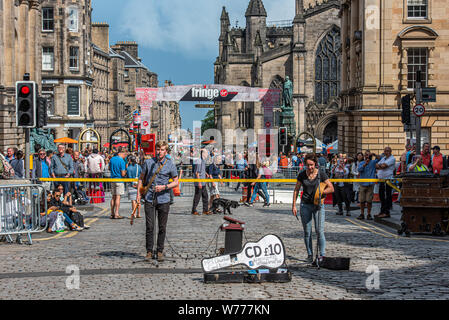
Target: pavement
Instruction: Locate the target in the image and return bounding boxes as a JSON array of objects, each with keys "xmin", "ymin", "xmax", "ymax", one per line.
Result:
[{"xmin": 1, "ymin": 193, "xmax": 449, "ymax": 300}]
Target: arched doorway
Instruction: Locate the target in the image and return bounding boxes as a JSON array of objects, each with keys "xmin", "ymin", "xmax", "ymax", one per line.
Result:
[{"xmin": 323, "ymin": 121, "xmax": 338, "ymax": 145}]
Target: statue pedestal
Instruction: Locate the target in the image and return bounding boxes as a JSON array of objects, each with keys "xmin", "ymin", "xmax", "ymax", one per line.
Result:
[{"xmin": 281, "ymin": 107, "xmax": 296, "ymax": 138}]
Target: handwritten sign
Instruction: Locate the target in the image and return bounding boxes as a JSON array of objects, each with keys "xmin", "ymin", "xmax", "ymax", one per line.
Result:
[{"xmin": 202, "ymin": 234, "xmax": 285, "ymax": 273}]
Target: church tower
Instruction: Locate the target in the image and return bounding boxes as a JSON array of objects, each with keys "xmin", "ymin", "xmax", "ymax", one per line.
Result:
[
  {"xmin": 245, "ymin": 0, "xmax": 267, "ymax": 54},
  {"xmin": 219, "ymin": 6, "xmax": 230, "ymax": 56},
  {"xmin": 293, "ymin": 0, "xmax": 305, "ymax": 47}
]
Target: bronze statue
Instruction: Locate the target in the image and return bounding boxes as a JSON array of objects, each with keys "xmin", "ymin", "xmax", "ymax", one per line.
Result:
[
  {"xmin": 282, "ymin": 76, "xmax": 293, "ymax": 110},
  {"xmin": 30, "ymin": 128, "xmax": 57, "ymax": 152}
]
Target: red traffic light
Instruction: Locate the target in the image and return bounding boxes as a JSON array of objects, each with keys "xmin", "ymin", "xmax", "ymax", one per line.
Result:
[
  {"xmin": 280, "ymin": 129, "xmax": 285, "ymax": 133},
  {"xmin": 20, "ymin": 85, "xmax": 30, "ymax": 95}
]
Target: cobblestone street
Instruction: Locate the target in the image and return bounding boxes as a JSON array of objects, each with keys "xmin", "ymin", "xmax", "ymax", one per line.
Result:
[{"xmin": 1, "ymin": 195, "xmax": 449, "ymax": 300}]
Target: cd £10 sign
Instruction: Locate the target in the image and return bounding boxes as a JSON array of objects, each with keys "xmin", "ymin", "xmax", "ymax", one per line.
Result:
[{"xmin": 201, "ymin": 234, "xmax": 285, "ymax": 273}]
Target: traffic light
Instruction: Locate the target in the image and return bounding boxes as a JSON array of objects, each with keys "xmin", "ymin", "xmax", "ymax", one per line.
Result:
[
  {"xmin": 401, "ymin": 94, "xmax": 411, "ymax": 125},
  {"xmin": 279, "ymin": 127, "xmax": 287, "ymax": 146},
  {"xmin": 16, "ymin": 81, "xmax": 37, "ymax": 128},
  {"xmin": 36, "ymin": 97, "xmax": 48, "ymax": 128}
]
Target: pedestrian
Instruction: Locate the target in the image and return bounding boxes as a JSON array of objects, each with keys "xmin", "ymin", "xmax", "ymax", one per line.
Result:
[
  {"xmin": 136, "ymin": 141, "xmax": 178, "ymax": 261},
  {"xmin": 32, "ymin": 149, "xmax": 51, "ymax": 192},
  {"xmin": 86, "ymin": 148, "xmax": 105, "ymax": 204},
  {"xmin": 10, "ymin": 150, "xmax": 24, "ymax": 179},
  {"xmin": 332, "ymin": 159, "xmax": 351, "ymax": 216},
  {"xmin": 207, "ymin": 155, "xmax": 223, "ymax": 212},
  {"xmin": 46, "ymin": 150, "xmax": 53, "ymax": 167},
  {"xmin": 430, "ymin": 146, "xmax": 447, "ymax": 174},
  {"xmin": 292, "ymin": 153, "xmax": 334, "ymax": 264},
  {"xmin": 352, "ymin": 152, "xmax": 364, "ymax": 203},
  {"xmin": 127, "ymin": 155, "xmax": 142, "ymax": 220},
  {"xmin": 421, "ymin": 142, "xmax": 431, "ymax": 168},
  {"xmin": 191, "ymin": 149, "xmax": 211, "ymax": 215},
  {"xmin": 109, "ymin": 148, "xmax": 127, "ymax": 219},
  {"xmin": 345, "ymin": 156, "xmax": 354, "ymax": 204},
  {"xmin": 375, "ymin": 147, "xmax": 396, "ymax": 219},
  {"xmin": 245, "ymin": 158, "xmax": 270, "ymax": 207},
  {"xmin": 407, "ymin": 155, "xmax": 429, "ymax": 172},
  {"xmin": 234, "ymin": 153, "xmax": 248, "ymax": 192},
  {"xmin": 50, "ymin": 144, "xmax": 74, "ymax": 195},
  {"xmin": 356, "ymin": 150, "xmax": 378, "ymax": 220},
  {"xmin": 5, "ymin": 147, "xmax": 15, "ymax": 163}
]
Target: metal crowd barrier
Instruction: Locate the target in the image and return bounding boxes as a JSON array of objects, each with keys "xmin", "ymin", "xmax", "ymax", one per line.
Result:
[{"xmin": 0, "ymin": 184, "xmax": 47, "ymax": 245}]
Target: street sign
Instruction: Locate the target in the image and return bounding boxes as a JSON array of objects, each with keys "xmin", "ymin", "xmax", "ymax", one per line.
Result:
[
  {"xmin": 195, "ymin": 104, "xmax": 217, "ymax": 109},
  {"xmin": 265, "ymin": 121, "xmax": 271, "ymax": 128},
  {"xmin": 413, "ymin": 104, "xmax": 425, "ymax": 117},
  {"xmin": 422, "ymin": 87, "xmax": 436, "ymax": 103}
]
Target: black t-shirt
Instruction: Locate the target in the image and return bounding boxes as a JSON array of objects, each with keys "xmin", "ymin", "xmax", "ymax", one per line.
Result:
[{"xmin": 297, "ymin": 169, "xmax": 329, "ymax": 204}]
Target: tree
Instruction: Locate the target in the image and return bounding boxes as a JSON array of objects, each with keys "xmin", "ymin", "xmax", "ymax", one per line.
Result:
[{"xmin": 201, "ymin": 109, "xmax": 216, "ymax": 135}]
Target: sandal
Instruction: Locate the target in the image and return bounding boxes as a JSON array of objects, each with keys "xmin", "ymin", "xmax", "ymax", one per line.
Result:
[
  {"xmin": 115, "ymin": 216, "xmax": 125, "ymax": 219},
  {"xmin": 376, "ymin": 213, "xmax": 390, "ymax": 218}
]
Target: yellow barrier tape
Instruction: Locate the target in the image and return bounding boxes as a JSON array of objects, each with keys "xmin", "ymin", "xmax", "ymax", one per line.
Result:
[{"xmin": 39, "ymin": 178, "xmax": 402, "ymax": 184}]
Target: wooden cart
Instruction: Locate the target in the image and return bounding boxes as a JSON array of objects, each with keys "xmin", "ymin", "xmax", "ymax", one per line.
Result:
[{"xmin": 399, "ymin": 173, "xmax": 449, "ymax": 236}]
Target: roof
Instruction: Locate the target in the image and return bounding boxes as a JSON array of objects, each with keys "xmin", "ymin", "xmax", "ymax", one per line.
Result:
[
  {"xmin": 109, "ymin": 48, "xmax": 125, "ymax": 60},
  {"xmin": 245, "ymin": 0, "xmax": 267, "ymax": 17},
  {"xmin": 118, "ymin": 50, "xmax": 150, "ymax": 71}
]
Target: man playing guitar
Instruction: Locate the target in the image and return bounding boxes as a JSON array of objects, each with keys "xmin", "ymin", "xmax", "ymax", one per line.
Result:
[{"xmin": 136, "ymin": 141, "xmax": 179, "ymax": 261}]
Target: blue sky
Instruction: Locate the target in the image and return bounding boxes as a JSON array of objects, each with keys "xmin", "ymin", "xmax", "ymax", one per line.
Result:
[{"xmin": 91, "ymin": 0, "xmax": 294, "ymax": 131}]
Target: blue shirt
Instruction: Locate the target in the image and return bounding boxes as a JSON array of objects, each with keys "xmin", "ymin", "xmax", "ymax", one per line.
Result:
[
  {"xmin": 358, "ymin": 159, "xmax": 379, "ymax": 186},
  {"xmin": 126, "ymin": 164, "xmax": 141, "ymax": 179},
  {"xmin": 141, "ymin": 158, "xmax": 178, "ymax": 204},
  {"xmin": 41, "ymin": 160, "xmax": 50, "ymax": 178},
  {"xmin": 235, "ymin": 159, "xmax": 247, "ymax": 170},
  {"xmin": 110, "ymin": 156, "xmax": 126, "ymax": 180}
]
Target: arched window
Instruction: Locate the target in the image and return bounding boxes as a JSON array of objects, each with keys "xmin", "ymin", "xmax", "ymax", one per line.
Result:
[{"xmin": 315, "ymin": 27, "xmax": 341, "ymax": 105}]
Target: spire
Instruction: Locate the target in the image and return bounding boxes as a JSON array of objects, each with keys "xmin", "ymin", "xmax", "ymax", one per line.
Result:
[
  {"xmin": 294, "ymin": 0, "xmax": 305, "ymax": 23},
  {"xmin": 220, "ymin": 6, "xmax": 230, "ymax": 24},
  {"xmin": 245, "ymin": 0, "xmax": 267, "ymax": 17}
]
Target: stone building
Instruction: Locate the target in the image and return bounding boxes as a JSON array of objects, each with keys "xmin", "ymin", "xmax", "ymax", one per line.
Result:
[
  {"xmin": 91, "ymin": 23, "xmax": 126, "ymax": 144},
  {"xmin": 110, "ymin": 41, "xmax": 182, "ymax": 143},
  {"xmin": 153, "ymin": 81, "xmax": 182, "ymax": 142},
  {"xmin": 339, "ymin": 0, "xmax": 449, "ymax": 158},
  {"xmin": 40, "ymin": 0, "xmax": 94, "ymax": 142},
  {"xmin": 111, "ymin": 41, "xmax": 158, "ymax": 123},
  {"xmin": 0, "ymin": 0, "xmax": 42, "ymax": 151},
  {"xmin": 214, "ymin": 0, "xmax": 341, "ymax": 147}
]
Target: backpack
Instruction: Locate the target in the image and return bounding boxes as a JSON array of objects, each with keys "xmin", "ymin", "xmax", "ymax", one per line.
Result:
[{"xmin": 0, "ymin": 154, "xmax": 15, "ymax": 179}]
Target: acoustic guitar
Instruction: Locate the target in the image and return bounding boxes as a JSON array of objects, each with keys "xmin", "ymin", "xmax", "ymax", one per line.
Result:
[{"xmin": 314, "ymin": 182, "xmax": 327, "ymax": 206}]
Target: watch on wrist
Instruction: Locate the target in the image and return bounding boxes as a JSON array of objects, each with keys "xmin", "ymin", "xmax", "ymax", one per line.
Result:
[{"xmin": 165, "ymin": 185, "xmax": 168, "ymax": 190}]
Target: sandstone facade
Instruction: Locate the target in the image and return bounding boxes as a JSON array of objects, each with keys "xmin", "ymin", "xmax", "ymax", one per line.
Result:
[
  {"xmin": 0, "ymin": 0, "xmax": 42, "ymax": 151},
  {"xmin": 339, "ymin": 0, "xmax": 449, "ymax": 158}
]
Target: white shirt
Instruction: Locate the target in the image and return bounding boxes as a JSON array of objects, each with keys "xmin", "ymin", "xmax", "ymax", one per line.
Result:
[{"xmin": 376, "ymin": 155, "xmax": 396, "ymax": 179}]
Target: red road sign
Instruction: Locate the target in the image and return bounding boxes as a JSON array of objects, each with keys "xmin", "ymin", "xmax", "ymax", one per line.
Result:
[
  {"xmin": 265, "ymin": 121, "xmax": 271, "ymax": 128},
  {"xmin": 413, "ymin": 104, "xmax": 425, "ymax": 117}
]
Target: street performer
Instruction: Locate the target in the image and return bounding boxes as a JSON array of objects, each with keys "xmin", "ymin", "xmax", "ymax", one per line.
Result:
[
  {"xmin": 136, "ymin": 141, "xmax": 178, "ymax": 262},
  {"xmin": 292, "ymin": 153, "xmax": 334, "ymax": 264}
]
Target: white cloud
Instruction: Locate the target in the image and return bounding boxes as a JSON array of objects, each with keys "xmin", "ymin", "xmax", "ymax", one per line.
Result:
[{"xmin": 121, "ymin": 0, "xmax": 296, "ymax": 58}]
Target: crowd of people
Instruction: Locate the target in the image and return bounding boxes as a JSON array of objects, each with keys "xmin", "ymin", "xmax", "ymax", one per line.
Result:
[{"xmin": 1, "ymin": 141, "xmax": 447, "ymax": 223}]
